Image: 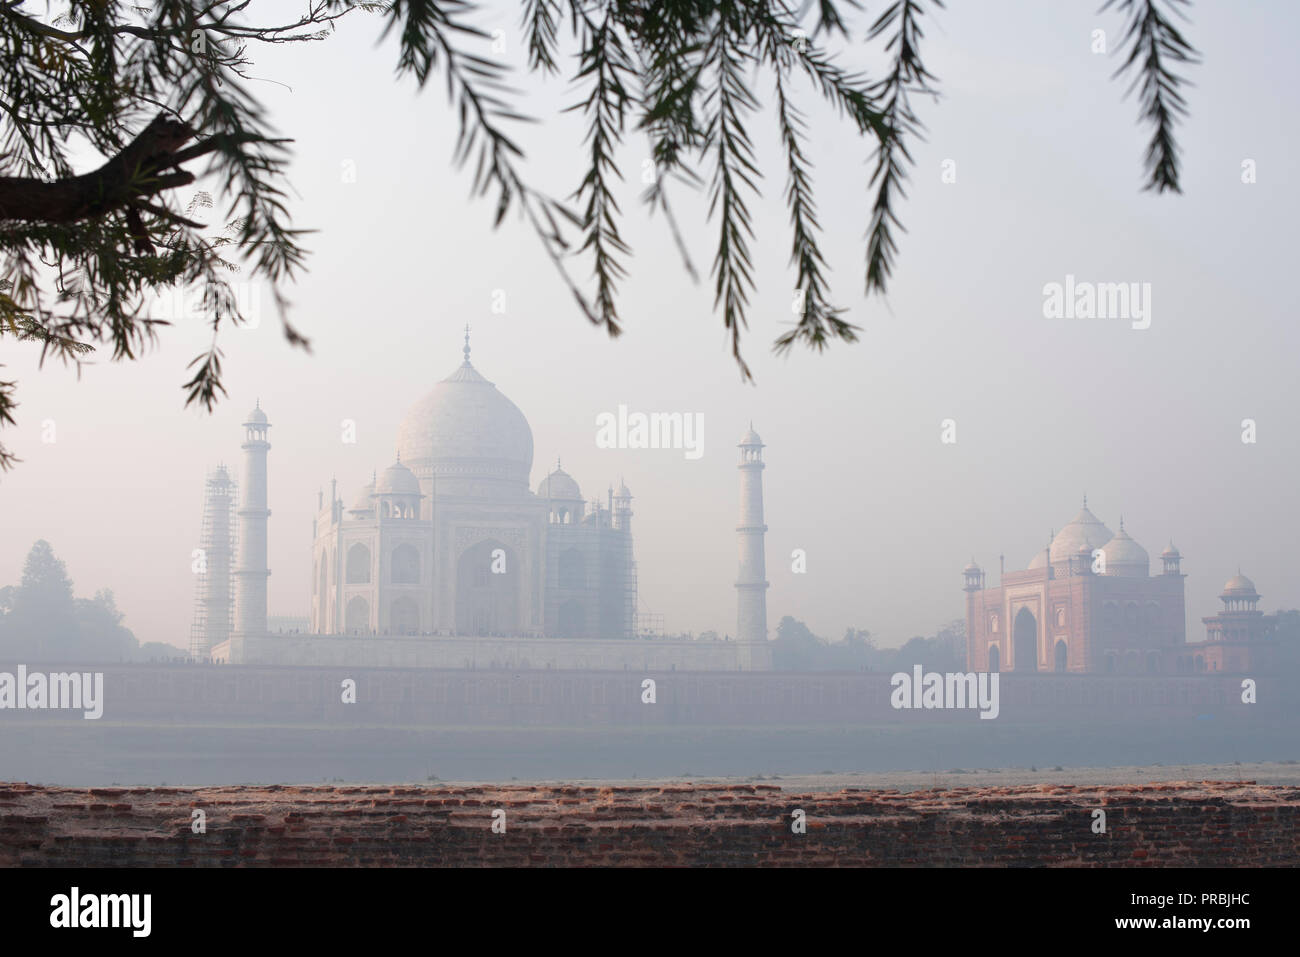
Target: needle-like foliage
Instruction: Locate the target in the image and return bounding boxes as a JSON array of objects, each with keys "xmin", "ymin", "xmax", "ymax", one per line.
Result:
[
  {"xmin": 0, "ymin": 0, "xmax": 1198, "ymax": 470},
  {"xmin": 1101, "ymin": 0, "xmax": 1199, "ymax": 193}
]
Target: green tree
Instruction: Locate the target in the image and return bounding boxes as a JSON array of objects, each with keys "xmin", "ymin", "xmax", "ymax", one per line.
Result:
[
  {"xmin": 0, "ymin": 540, "xmax": 138, "ymax": 661},
  {"xmin": 774, "ymin": 615, "xmax": 876, "ymax": 670},
  {"xmin": 889, "ymin": 620, "xmax": 965, "ymax": 672},
  {"xmin": 1, "ymin": 539, "xmax": 78, "ymax": 658},
  {"xmin": 0, "ymin": 0, "xmax": 1199, "ymax": 468},
  {"xmin": 75, "ymin": 588, "xmax": 140, "ymax": 661},
  {"xmin": 773, "ymin": 614, "xmax": 822, "ymax": 669},
  {"xmin": 842, "ymin": 626, "xmax": 872, "ymax": 648}
]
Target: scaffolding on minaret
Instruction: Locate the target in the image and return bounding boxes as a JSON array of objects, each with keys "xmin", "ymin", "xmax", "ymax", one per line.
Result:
[
  {"xmin": 613, "ymin": 481, "xmax": 637, "ymax": 639},
  {"xmin": 189, "ymin": 465, "xmax": 238, "ymax": 658},
  {"xmin": 623, "ymin": 553, "xmax": 638, "ymax": 640},
  {"xmin": 637, "ymin": 606, "xmax": 664, "ymax": 638}
]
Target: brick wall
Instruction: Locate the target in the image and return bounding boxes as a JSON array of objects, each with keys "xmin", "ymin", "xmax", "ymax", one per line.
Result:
[{"xmin": 3, "ymin": 781, "xmax": 1296, "ymax": 866}]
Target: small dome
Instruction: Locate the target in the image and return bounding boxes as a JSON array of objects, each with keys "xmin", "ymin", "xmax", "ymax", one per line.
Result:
[
  {"xmin": 1161, "ymin": 542, "xmax": 1181, "ymax": 558},
  {"xmin": 375, "ymin": 459, "xmax": 421, "ymax": 496},
  {"xmin": 963, "ymin": 560, "xmax": 980, "ymax": 574},
  {"xmin": 245, "ymin": 404, "xmax": 268, "ymax": 426},
  {"xmin": 740, "ymin": 426, "xmax": 763, "ymax": 446},
  {"xmin": 349, "ymin": 479, "xmax": 375, "ymax": 512},
  {"xmin": 615, "ymin": 479, "xmax": 632, "ymax": 499},
  {"xmin": 1100, "ymin": 524, "xmax": 1149, "ymax": 577},
  {"xmin": 1223, "ymin": 573, "xmax": 1256, "ymax": 596},
  {"xmin": 536, "ymin": 467, "xmax": 582, "ymax": 501}
]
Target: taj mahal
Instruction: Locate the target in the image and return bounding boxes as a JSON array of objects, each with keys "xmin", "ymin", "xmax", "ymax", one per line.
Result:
[{"xmin": 192, "ymin": 330, "xmax": 773, "ymax": 672}]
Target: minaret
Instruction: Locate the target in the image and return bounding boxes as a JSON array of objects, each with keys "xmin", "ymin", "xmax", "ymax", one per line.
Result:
[
  {"xmin": 189, "ymin": 465, "xmax": 237, "ymax": 658},
  {"xmin": 232, "ymin": 401, "xmax": 271, "ymax": 661},
  {"xmin": 736, "ymin": 425, "xmax": 769, "ymax": 668},
  {"xmin": 613, "ymin": 480, "xmax": 636, "ymax": 639},
  {"xmin": 613, "ymin": 479, "xmax": 633, "ymax": 532},
  {"xmin": 962, "ymin": 559, "xmax": 982, "ymax": 672}
]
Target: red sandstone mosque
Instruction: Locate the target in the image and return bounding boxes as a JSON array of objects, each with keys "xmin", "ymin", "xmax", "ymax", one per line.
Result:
[{"xmin": 963, "ymin": 500, "xmax": 1275, "ymax": 675}]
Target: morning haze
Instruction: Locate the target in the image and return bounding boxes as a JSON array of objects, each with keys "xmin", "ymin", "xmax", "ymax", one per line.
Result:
[{"xmin": 0, "ymin": 0, "xmax": 1295, "ymax": 657}]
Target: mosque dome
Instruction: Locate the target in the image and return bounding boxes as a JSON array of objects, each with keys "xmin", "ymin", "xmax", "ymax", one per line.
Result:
[
  {"xmin": 375, "ymin": 458, "xmax": 421, "ymax": 496},
  {"xmin": 740, "ymin": 426, "xmax": 763, "ymax": 446},
  {"xmin": 1223, "ymin": 572, "xmax": 1257, "ymax": 596},
  {"xmin": 395, "ymin": 337, "xmax": 533, "ymax": 487},
  {"xmin": 1028, "ymin": 502, "xmax": 1114, "ymax": 568},
  {"xmin": 1161, "ymin": 543, "xmax": 1181, "ymax": 559},
  {"xmin": 244, "ymin": 403, "xmax": 268, "ymax": 426},
  {"xmin": 536, "ymin": 466, "xmax": 582, "ymax": 501},
  {"xmin": 1100, "ymin": 522, "xmax": 1149, "ymax": 577}
]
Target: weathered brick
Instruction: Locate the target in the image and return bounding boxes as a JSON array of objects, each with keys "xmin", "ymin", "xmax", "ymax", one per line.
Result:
[{"xmin": 0, "ymin": 781, "xmax": 1295, "ymax": 867}]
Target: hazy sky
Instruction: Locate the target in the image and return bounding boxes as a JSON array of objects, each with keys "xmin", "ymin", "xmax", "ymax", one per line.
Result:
[{"xmin": 1, "ymin": 1, "xmax": 1297, "ymax": 651}]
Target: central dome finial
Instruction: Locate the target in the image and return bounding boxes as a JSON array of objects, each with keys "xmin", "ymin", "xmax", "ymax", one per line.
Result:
[{"xmin": 463, "ymin": 324, "xmax": 471, "ymax": 365}]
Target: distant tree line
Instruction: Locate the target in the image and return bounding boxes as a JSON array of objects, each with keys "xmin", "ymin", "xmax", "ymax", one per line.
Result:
[
  {"xmin": 0, "ymin": 540, "xmax": 173, "ymax": 662},
  {"xmin": 772, "ymin": 616, "xmax": 965, "ymax": 672}
]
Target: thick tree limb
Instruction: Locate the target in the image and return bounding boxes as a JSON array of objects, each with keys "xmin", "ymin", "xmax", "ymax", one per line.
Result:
[{"xmin": 0, "ymin": 113, "xmax": 201, "ymax": 224}]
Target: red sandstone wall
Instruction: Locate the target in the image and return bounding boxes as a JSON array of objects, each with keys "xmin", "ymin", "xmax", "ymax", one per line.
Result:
[{"xmin": 2, "ymin": 781, "xmax": 1296, "ymax": 866}]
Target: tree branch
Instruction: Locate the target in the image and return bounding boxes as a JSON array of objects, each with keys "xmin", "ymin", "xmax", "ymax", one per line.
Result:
[{"xmin": 0, "ymin": 113, "xmax": 198, "ymax": 224}]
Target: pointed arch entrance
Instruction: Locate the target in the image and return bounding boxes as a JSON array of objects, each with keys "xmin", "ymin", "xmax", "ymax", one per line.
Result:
[
  {"xmin": 455, "ymin": 539, "xmax": 519, "ymax": 636},
  {"xmin": 1013, "ymin": 607, "xmax": 1038, "ymax": 672}
]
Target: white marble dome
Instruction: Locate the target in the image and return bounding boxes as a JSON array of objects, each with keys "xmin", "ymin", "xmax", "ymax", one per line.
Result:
[
  {"xmin": 537, "ymin": 467, "xmax": 582, "ymax": 501},
  {"xmin": 1029, "ymin": 504, "xmax": 1114, "ymax": 568},
  {"xmin": 375, "ymin": 459, "xmax": 421, "ymax": 496},
  {"xmin": 1100, "ymin": 523, "xmax": 1149, "ymax": 577},
  {"xmin": 395, "ymin": 358, "xmax": 534, "ymax": 486}
]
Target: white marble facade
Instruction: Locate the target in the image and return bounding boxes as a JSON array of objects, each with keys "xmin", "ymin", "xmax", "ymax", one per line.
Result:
[
  {"xmin": 210, "ymin": 332, "xmax": 772, "ymax": 671},
  {"xmin": 310, "ymin": 333, "xmax": 632, "ymax": 642}
]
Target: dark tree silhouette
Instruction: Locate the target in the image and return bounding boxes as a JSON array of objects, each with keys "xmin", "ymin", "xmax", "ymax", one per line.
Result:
[
  {"xmin": 0, "ymin": 540, "xmax": 138, "ymax": 661},
  {"xmin": 0, "ymin": 0, "xmax": 1198, "ymax": 469}
]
